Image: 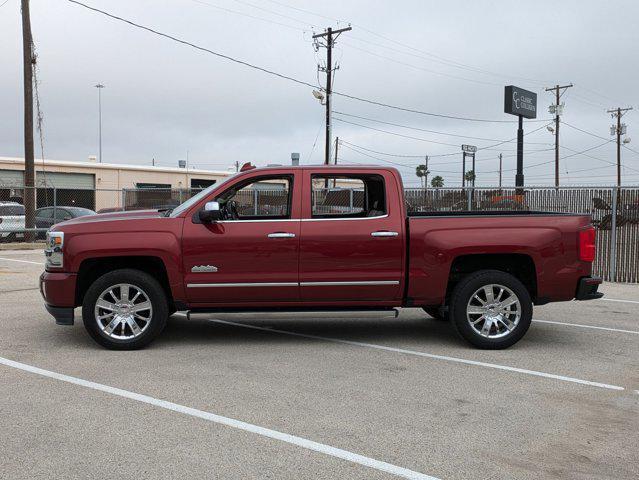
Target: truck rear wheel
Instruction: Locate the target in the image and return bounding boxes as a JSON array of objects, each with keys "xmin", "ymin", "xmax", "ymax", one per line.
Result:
[
  {"xmin": 82, "ymin": 269, "xmax": 168, "ymax": 350},
  {"xmin": 449, "ymin": 270, "xmax": 532, "ymax": 349}
]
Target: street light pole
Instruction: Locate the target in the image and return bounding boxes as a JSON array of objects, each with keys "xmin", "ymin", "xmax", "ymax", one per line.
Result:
[{"xmin": 95, "ymin": 83, "xmax": 105, "ymax": 163}]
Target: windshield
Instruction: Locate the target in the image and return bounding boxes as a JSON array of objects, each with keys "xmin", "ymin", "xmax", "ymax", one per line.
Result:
[{"xmin": 169, "ymin": 175, "xmax": 236, "ymax": 217}]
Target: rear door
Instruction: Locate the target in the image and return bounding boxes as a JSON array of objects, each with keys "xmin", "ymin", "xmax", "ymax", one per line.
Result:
[
  {"xmin": 299, "ymin": 169, "xmax": 405, "ymax": 302},
  {"xmin": 182, "ymin": 172, "xmax": 301, "ymax": 304}
]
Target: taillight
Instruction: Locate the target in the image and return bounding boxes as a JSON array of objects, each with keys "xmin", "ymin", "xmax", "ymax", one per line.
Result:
[{"xmin": 578, "ymin": 227, "xmax": 596, "ymax": 262}]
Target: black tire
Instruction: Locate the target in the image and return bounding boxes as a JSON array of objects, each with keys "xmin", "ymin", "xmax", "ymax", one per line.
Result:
[
  {"xmin": 449, "ymin": 269, "xmax": 532, "ymax": 349},
  {"xmin": 423, "ymin": 307, "xmax": 448, "ymax": 321},
  {"xmin": 82, "ymin": 269, "xmax": 168, "ymax": 350}
]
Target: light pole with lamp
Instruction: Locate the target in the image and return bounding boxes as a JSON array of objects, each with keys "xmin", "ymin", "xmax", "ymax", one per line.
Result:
[{"xmin": 95, "ymin": 83, "xmax": 105, "ymax": 163}]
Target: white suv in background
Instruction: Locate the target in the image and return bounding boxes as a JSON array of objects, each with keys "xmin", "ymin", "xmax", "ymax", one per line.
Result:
[{"xmin": 0, "ymin": 202, "xmax": 25, "ymax": 242}]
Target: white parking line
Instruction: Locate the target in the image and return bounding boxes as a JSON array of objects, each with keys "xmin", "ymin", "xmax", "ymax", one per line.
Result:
[
  {"xmin": 599, "ymin": 298, "xmax": 639, "ymax": 305},
  {"xmin": 0, "ymin": 356, "xmax": 439, "ymax": 480},
  {"xmin": 205, "ymin": 318, "xmax": 625, "ymax": 392},
  {"xmin": 0, "ymin": 257, "xmax": 44, "ymax": 266},
  {"xmin": 533, "ymin": 319, "xmax": 639, "ymax": 335}
]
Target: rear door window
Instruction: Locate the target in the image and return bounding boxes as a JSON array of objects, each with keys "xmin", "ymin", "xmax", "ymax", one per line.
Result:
[{"xmin": 311, "ymin": 175, "xmax": 386, "ymax": 218}]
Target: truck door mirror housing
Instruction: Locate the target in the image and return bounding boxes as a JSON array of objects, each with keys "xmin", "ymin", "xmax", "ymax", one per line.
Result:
[{"xmin": 199, "ymin": 201, "xmax": 221, "ymax": 223}]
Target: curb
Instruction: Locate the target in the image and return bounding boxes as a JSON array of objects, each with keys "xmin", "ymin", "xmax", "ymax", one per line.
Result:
[{"xmin": 0, "ymin": 243, "xmax": 45, "ymax": 251}]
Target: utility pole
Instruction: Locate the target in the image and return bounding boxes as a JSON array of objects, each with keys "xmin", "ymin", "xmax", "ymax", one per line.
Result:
[
  {"xmin": 498, "ymin": 153, "xmax": 502, "ymax": 189},
  {"xmin": 424, "ymin": 156, "xmax": 429, "ymax": 188},
  {"xmin": 313, "ymin": 26, "xmax": 352, "ymax": 166},
  {"xmin": 607, "ymin": 106, "xmax": 632, "ymax": 186},
  {"xmin": 334, "ymin": 136, "xmax": 339, "ymax": 164},
  {"xmin": 462, "ymin": 152, "xmax": 466, "ymax": 188},
  {"xmin": 545, "ymin": 84, "xmax": 572, "ymax": 186},
  {"xmin": 95, "ymin": 83, "xmax": 105, "ymax": 163},
  {"xmin": 21, "ymin": 0, "xmax": 35, "ymax": 241}
]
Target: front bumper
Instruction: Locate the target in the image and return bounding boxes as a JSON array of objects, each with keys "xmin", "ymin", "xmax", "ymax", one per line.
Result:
[
  {"xmin": 40, "ymin": 271, "xmax": 77, "ymax": 325},
  {"xmin": 44, "ymin": 304, "xmax": 74, "ymax": 326},
  {"xmin": 575, "ymin": 276, "xmax": 603, "ymax": 301}
]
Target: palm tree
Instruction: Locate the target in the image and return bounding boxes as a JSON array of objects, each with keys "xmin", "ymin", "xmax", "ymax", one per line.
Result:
[
  {"xmin": 464, "ymin": 170, "xmax": 476, "ymax": 186},
  {"xmin": 415, "ymin": 164, "xmax": 429, "ymax": 188},
  {"xmin": 431, "ymin": 176, "xmax": 444, "ymax": 188}
]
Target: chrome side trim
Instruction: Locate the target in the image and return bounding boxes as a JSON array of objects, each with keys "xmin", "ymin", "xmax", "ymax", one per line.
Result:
[
  {"xmin": 216, "ymin": 219, "xmax": 300, "ymax": 224},
  {"xmin": 300, "ymin": 281, "xmax": 400, "ymax": 286},
  {"xmin": 186, "ymin": 280, "xmax": 400, "ymax": 288},
  {"xmin": 187, "ymin": 282, "xmax": 298, "ymax": 288},
  {"xmin": 301, "ymin": 214, "xmax": 388, "ymax": 222},
  {"xmin": 213, "ymin": 214, "xmax": 389, "ymax": 223},
  {"xmin": 371, "ymin": 231, "xmax": 399, "ymax": 237}
]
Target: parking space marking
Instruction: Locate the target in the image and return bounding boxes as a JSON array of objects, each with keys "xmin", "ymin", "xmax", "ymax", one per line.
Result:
[
  {"xmin": 0, "ymin": 257, "xmax": 44, "ymax": 266},
  {"xmin": 205, "ymin": 318, "xmax": 625, "ymax": 392},
  {"xmin": 0, "ymin": 356, "xmax": 439, "ymax": 480},
  {"xmin": 599, "ymin": 298, "xmax": 639, "ymax": 305},
  {"xmin": 533, "ymin": 319, "xmax": 639, "ymax": 335}
]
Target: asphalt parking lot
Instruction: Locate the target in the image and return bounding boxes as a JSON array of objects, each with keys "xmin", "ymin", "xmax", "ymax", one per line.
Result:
[{"xmin": 0, "ymin": 250, "xmax": 637, "ymax": 480}]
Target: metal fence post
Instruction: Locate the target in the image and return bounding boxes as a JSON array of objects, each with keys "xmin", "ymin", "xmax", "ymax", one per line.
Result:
[
  {"xmin": 609, "ymin": 187, "xmax": 618, "ymax": 282},
  {"xmin": 253, "ymin": 189, "xmax": 259, "ymax": 215},
  {"xmin": 53, "ymin": 187, "xmax": 57, "ymax": 220},
  {"xmin": 467, "ymin": 188, "xmax": 472, "ymax": 211},
  {"xmin": 121, "ymin": 189, "xmax": 126, "ymax": 211}
]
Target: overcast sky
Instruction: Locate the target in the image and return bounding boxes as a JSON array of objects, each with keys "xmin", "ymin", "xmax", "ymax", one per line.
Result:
[{"xmin": 1, "ymin": 0, "xmax": 638, "ymax": 186}]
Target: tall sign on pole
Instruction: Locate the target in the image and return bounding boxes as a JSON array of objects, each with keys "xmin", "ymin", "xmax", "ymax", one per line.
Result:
[
  {"xmin": 504, "ymin": 86, "xmax": 537, "ymax": 193},
  {"xmin": 461, "ymin": 144, "xmax": 476, "ymax": 188}
]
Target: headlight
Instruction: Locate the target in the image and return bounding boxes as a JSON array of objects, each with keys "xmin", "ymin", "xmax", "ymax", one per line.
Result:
[{"xmin": 45, "ymin": 231, "xmax": 64, "ymax": 268}]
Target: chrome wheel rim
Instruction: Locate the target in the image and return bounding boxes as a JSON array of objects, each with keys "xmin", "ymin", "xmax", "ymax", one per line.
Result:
[
  {"xmin": 94, "ymin": 283, "xmax": 153, "ymax": 340},
  {"xmin": 466, "ymin": 284, "xmax": 521, "ymax": 339}
]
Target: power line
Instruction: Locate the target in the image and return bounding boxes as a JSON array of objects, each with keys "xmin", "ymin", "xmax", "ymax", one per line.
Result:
[
  {"xmin": 562, "ymin": 121, "xmax": 610, "ymax": 141},
  {"xmin": 66, "ymin": 0, "xmax": 319, "ymax": 88},
  {"xmin": 333, "ymin": 90, "xmax": 551, "ymax": 123},
  {"xmin": 340, "ymin": 41, "xmax": 502, "ymax": 87},
  {"xmin": 335, "ymin": 117, "xmax": 553, "ymax": 155},
  {"xmin": 66, "ymin": 0, "xmax": 531, "ymax": 125},
  {"xmin": 188, "ymin": 0, "xmax": 305, "ymax": 32},
  {"xmin": 333, "ymin": 111, "xmax": 552, "ymax": 145}
]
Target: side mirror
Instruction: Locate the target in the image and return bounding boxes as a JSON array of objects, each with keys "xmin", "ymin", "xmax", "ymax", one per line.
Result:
[
  {"xmin": 198, "ymin": 201, "xmax": 221, "ymax": 223},
  {"xmin": 63, "ymin": 216, "xmax": 71, "ymax": 221}
]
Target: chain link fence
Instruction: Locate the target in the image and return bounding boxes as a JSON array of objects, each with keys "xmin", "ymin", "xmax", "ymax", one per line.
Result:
[{"xmin": 1, "ymin": 184, "xmax": 637, "ymax": 282}]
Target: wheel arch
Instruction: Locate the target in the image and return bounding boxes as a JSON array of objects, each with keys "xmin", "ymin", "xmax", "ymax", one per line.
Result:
[
  {"xmin": 75, "ymin": 256, "xmax": 174, "ymax": 308},
  {"xmin": 446, "ymin": 253, "xmax": 537, "ymax": 303}
]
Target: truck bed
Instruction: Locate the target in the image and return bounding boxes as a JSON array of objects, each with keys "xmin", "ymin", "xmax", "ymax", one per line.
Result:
[{"xmin": 405, "ymin": 212, "xmax": 593, "ymax": 306}]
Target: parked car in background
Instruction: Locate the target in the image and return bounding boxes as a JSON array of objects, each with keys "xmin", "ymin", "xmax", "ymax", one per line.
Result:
[
  {"xmin": 35, "ymin": 206, "xmax": 95, "ymax": 238},
  {"xmin": 0, "ymin": 202, "xmax": 25, "ymax": 243}
]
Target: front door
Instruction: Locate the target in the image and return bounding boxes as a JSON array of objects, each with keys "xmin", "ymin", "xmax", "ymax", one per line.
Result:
[{"xmin": 182, "ymin": 173, "xmax": 301, "ymax": 304}]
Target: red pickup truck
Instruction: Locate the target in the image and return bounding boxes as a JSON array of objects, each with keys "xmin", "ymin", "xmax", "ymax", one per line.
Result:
[{"xmin": 40, "ymin": 165, "xmax": 602, "ymax": 350}]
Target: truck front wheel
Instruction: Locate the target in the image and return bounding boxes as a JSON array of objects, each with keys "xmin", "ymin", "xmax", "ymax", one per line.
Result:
[
  {"xmin": 449, "ymin": 270, "xmax": 532, "ymax": 349},
  {"xmin": 82, "ymin": 269, "xmax": 168, "ymax": 350}
]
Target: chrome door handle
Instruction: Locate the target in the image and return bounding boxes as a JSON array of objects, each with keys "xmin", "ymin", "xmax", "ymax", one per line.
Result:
[
  {"xmin": 371, "ymin": 231, "xmax": 399, "ymax": 237},
  {"xmin": 267, "ymin": 232, "xmax": 296, "ymax": 238}
]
